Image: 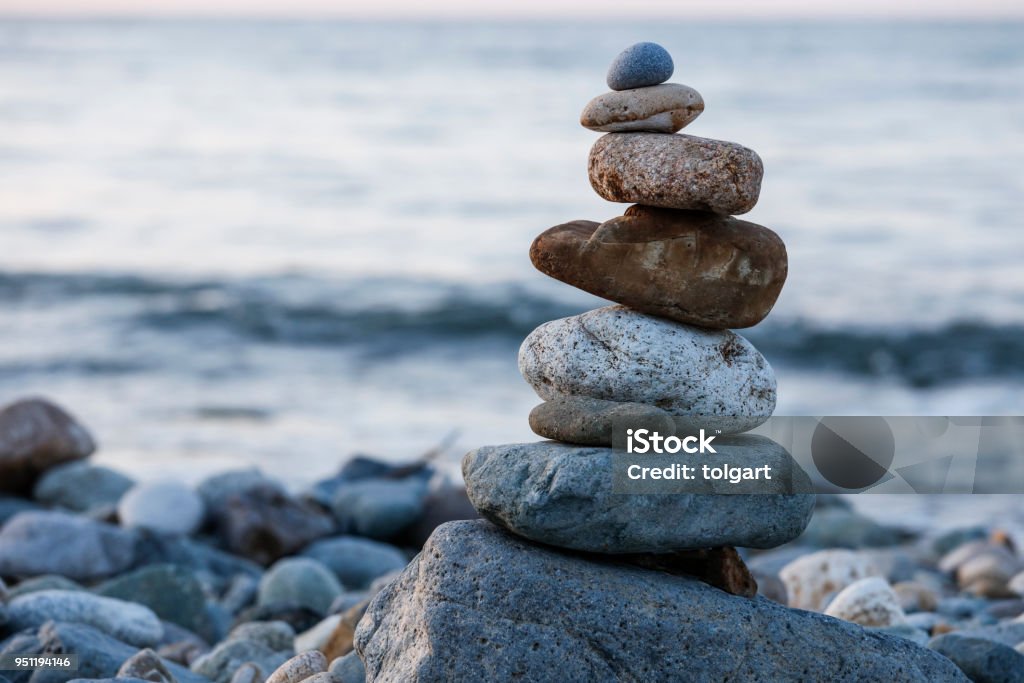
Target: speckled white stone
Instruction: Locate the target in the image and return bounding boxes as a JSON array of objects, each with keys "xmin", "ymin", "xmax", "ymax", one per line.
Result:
[
  {"xmin": 518, "ymin": 306, "xmax": 775, "ymax": 435},
  {"xmin": 825, "ymin": 577, "xmax": 908, "ymax": 627},
  {"xmin": 779, "ymin": 549, "xmax": 881, "ymax": 612},
  {"xmin": 118, "ymin": 480, "xmax": 205, "ymax": 536},
  {"xmin": 580, "ymin": 83, "xmax": 703, "ymax": 133}
]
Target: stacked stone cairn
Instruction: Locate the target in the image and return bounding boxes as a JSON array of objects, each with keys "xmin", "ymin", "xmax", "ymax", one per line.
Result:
[{"xmin": 354, "ymin": 43, "xmax": 968, "ymax": 682}]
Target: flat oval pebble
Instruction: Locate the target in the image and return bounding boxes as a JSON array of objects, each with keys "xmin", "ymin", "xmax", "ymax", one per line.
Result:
[
  {"xmin": 589, "ymin": 132, "xmax": 764, "ymax": 214},
  {"xmin": 606, "ymin": 42, "xmax": 673, "ymax": 91},
  {"xmin": 527, "ymin": 396, "xmax": 676, "ymax": 446},
  {"xmin": 519, "ymin": 306, "xmax": 776, "ymax": 435},
  {"xmin": 824, "ymin": 577, "xmax": 908, "ymax": 627},
  {"xmin": 779, "ymin": 549, "xmax": 881, "ymax": 611},
  {"xmin": 7, "ymin": 589, "xmax": 164, "ymax": 647},
  {"xmin": 580, "ymin": 83, "xmax": 703, "ymax": 133},
  {"xmin": 530, "ymin": 207, "xmax": 787, "ymax": 329},
  {"xmin": 462, "ymin": 439, "xmax": 814, "ymax": 553}
]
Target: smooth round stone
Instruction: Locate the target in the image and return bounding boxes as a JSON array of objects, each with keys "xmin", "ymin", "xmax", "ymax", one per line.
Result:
[
  {"xmin": 97, "ymin": 564, "xmax": 215, "ymax": 643},
  {"xmin": 462, "ymin": 439, "xmax": 814, "ymax": 554},
  {"xmin": 0, "ymin": 398, "xmax": 96, "ymax": 495},
  {"xmin": 330, "ymin": 479, "xmax": 428, "ymax": 540},
  {"xmin": 824, "ymin": 577, "xmax": 908, "ymax": 627},
  {"xmin": 33, "ymin": 462, "xmax": 134, "ymax": 513},
  {"xmin": 929, "ymin": 634, "xmax": 1024, "ymax": 682},
  {"xmin": 266, "ymin": 651, "xmax": 328, "ymax": 683},
  {"xmin": 581, "ymin": 84, "xmax": 702, "ymax": 133},
  {"xmin": 528, "ymin": 396, "xmax": 675, "ymax": 446},
  {"xmin": 118, "ymin": 480, "xmax": 205, "ymax": 536},
  {"xmin": 329, "ymin": 652, "xmax": 365, "ymax": 683},
  {"xmin": 589, "ymin": 133, "xmax": 764, "ymax": 215},
  {"xmin": 7, "ymin": 589, "xmax": 163, "ymax": 647},
  {"xmin": 301, "ymin": 536, "xmax": 408, "ymax": 590},
  {"xmin": 117, "ymin": 648, "xmax": 175, "ymax": 683},
  {"xmin": 530, "ymin": 208, "xmax": 787, "ymax": 329},
  {"xmin": 893, "ymin": 581, "xmax": 940, "ymax": 613},
  {"xmin": 519, "ymin": 306, "xmax": 776, "ymax": 435},
  {"xmin": 779, "ymin": 549, "xmax": 881, "ymax": 611},
  {"xmin": 190, "ymin": 639, "xmax": 289, "ymax": 683},
  {"xmin": 0, "ymin": 511, "xmax": 136, "ymax": 581},
  {"xmin": 259, "ymin": 557, "xmax": 344, "ymax": 615},
  {"xmin": 228, "ymin": 621, "xmax": 296, "ymax": 653},
  {"xmin": 606, "ymin": 41, "xmax": 673, "ymax": 91}
]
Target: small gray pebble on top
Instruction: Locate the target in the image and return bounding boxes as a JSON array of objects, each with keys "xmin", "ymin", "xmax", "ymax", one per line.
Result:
[{"xmin": 606, "ymin": 41, "xmax": 674, "ymax": 91}]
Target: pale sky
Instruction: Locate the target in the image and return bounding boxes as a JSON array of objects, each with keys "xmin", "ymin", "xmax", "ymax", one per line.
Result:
[{"xmin": 1, "ymin": 0, "xmax": 1023, "ymax": 19}]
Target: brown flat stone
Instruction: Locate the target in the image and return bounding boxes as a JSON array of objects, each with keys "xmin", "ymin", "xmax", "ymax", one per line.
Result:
[
  {"xmin": 621, "ymin": 546, "xmax": 758, "ymax": 598},
  {"xmin": 588, "ymin": 132, "xmax": 763, "ymax": 214},
  {"xmin": 529, "ymin": 206, "xmax": 787, "ymax": 328}
]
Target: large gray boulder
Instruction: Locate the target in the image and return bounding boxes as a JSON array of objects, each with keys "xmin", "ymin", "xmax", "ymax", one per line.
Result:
[
  {"xmin": 463, "ymin": 439, "xmax": 814, "ymax": 552},
  {"xmin": 355, "ymin": 520, "xmax": 966, "ymax": 682}
]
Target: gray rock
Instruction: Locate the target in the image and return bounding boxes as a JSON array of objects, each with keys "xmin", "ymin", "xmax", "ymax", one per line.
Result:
[
  {"xmin": 117, "ymin": 648, "xmax": 176, "ymax": 683},
  {"xmin": 872, "ymin": 624, "xmax": 931, "ymax": 647},
  {"xmin": 355, "ymin": 520, "xmax": 966, "ymax": 682},
  {"xmin": 227, "ymin": 664, "xmax": 262, "ymax": 683},
  {"xmin": 302, "ymin": 674, "xmax": 339, "ymax": 683},
  {"xmin": 197, "ymin": 469, "xmax": 285, "ymax": 513},
  {"xmin": 527, "ymin": 397, "xmax": 675, "ymax": 447},
  {"xmin": 190, "ymin": 639, "xmax": 289, "ymax": 683},
  {"xmin": 929, "ymin": 634, "xmax": 1024, "ymax": 682},
  {"xmin": 0, "ymin": 511, "xmax": 136, "ymax": 581},
  {"xmin": 589, "ymin": 133, "xmax": 763, "ymax": 214},
  {"xmin": 0, "ymin": 398, "xmax": 96, "ymax": 495},
  {"xmin": 331, "ymin": 480, "xmax": 427, "ymax": 540},
  {"xmin": 8, "ymin": 590, "xmax": 164, "ymax": 647},
  {"xmin": 29, "ymin": 621, "xmax": 204, "ymax": 683},
  {"xmin": 6, "ymin": 575, "xmax": 84, "ymax": 600},
  {"xmin": 605, "ymin": 41, "xmax": 673, "ymax": 91},
  {"xmin": 226, "ymin": 621, "xmax": 295, "ymax": 653},
  {"xmin": 266, "ymin": 652, "xmax": 327, "ymax": 683},
  {"xmin": 0, "ymin": 497, "xmax": 41, "ymax": 526},
  {"xmin": 799, "ymin": 506, "xmax": 910, "ymax": 548},
  {"xmin": 519, "ymin": 306, "xmax": 776, "ymax": 435},
  {"xmin": 131, "ymin": 534, "xmax": 261, "ymax": 581},
  {"xmin": 329, "ymin": 653, "xmax": 364, "ymax": 683},
  {"xmin": 219, "ymin": 574, "xmax": 258, "ymax": 615},
  {"xmin": 259, "ymin": 558, "xmax": 343, "ymax": 616},
  {"xmin": 301, "ymin": 537, "xmax": 407, "ymax": 590},
  {"xmin": 580, "ymin": 83, "xmax": 702, "ymax": 133},
  {"xmin": 232, "ymin": 604, "xmax": 321, "ymax": 635},
  {"xmin": 953, "ymin": 621, "xmax": 1024, "ymax": 648},
  {"xmin": 118, "ymin": 481, "xmax": 205, "ymax": 537},
  {"xmin": 212, "ymin": 484, "xmax": 334, "ymax": 565},
  {"xmin": 932, "ymin": 527, "xmax": 988, "ymax": 558},
  {"xmin": 96, "ymin": 565, "xmax": 216, "ymax": 643},
  {"xmin": 463, "ymin": 439, "xmax": 813, "ymax": 553},
  {"xmin": 33, "ymin": 462, "xmax": 134, "ymax": 513},
  {"xmin": 328, "ymin": 592, "xmax": 370, "ymax": 616}
]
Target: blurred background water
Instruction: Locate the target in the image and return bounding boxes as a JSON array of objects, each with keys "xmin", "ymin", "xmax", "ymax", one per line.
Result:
[{"xmin": 1, "ymin": 19, "xmax": 1023, "ymax": 487}]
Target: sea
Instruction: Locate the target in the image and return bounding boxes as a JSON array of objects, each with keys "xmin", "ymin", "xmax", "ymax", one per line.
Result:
[{"xmin": 1, "ymin": 18, "xmax": 1023, "ymax": 528}]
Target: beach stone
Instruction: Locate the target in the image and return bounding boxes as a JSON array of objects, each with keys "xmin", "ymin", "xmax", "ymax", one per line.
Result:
[
  {"xmin": 957, "ymin": 546, "xmax": 1020, "ymax": 588},
  {"xmin": 355, "ymin": 520, "xmax": 966, "ymax": 682},
  {"xmin": 580, "ymin": 83, "xmax": 702, "ymax": 133},
  {"xmin": 6, "ymin": 575, "xmax": 84, "ymax": 599},
  {"xmin": 589, "ymin": 133, "xmax": 763, "ymax": 214},
  {"xmin": 22, "ymin": 621, "xmax": 205, "ymax": 683},
  {"xmin": 198, "ymin": 469, "xmax": 285, "ymax": 513},
  {"xmin": 220, "ymin": 574, "xmax": 259, "ymax": 615},
  {"xmin": 259, "ymin": 557, "xmax": 344, "ymax": 616},
  {"xmin": 191, "ymin": 639, "xmax": 289, "ymax": 683},
  {"xmin": 228, "ymin": 664, "xmax": 263, "ymax": 683},
  {"xmin": 233, "ymin": 604, "xmax": 322, "ymax": 635},
  {"xmin": 1010, "ymin": 570, "xmax": 1024, "ymax": 596},
  {"xmin": 212, "ymin": 483, "xmax": 334, "ymax": 565},
  {"xmin": 0, "ymin": 496, "xmax": 40, "ymax": 526},
  {"xmin": 301, "ymin": 537, "xmax": 407, "ymax": 590},
  {"xmin": 531, "ymin": 209, "xmax": 786, "ymax": 329},
  {"xmin": 97, "ymin": 564, "xmax": 215, "ymax": 643},
  {"xmin": 33, "ymin": 462, "xmax": 134, "ymax": 513},
  {"xmin": 940, "ymin": 540, "xmax": 995, "ymax": 574},
  {"xmin": 824, "ymin": 577, "xmax": 908, "ymax": 627},
  {"xmin": 266, "ymin": 651, "xmax": 327, "ymax": 683},
  {"xmin": 955, "ymin": 621, "xmax": 1024, "ymax": 648},
  {"xmin": 227, "ymin": 621, "xmax": 296, "ymax": 653},
  {"xmin": 527, "ymin": 396, "xmax": 675, "ymax": 446},
  {"xmin": 132, "ymin": 534, "xmax": 261, "ymax": 584},
  {"xmin": 780, "ymin": 549, "xmax": 881, "ymax": 611},
  {"xmin": 929, "ymin": 634, "xmax": 1024, "ymax": 682},
  {"xmin": 933, "ymin": 527, "xmax": 989, "ymax": 558},
  {"xmin": 117, "ymin": 648, "xmax": 176, "ymax": 683},
  {"xmin": 7, "ymin": 590, "xmax": 164, "ymax": 647},
  {"xmin": 328, "ymin": 592, "xmax": 370, "ymax": 616},
  {"xmin": 798, "ymin": 506, "xmax": 910, "ymax": 548},
  {"xmin": 119, "ymin": 481, "xmax": 205, "ymax": 536},
  {"xmin": 605, "ymin": 41, "xmax": 673, "ymax": 90},
  {"xmin": 519, "ymin": 306, "xmax": 776, "ymax": 435},
  {"xmin": 873, "ymin": 624, "xmax": 931, "ymax": 647},
  {"xmin": 391, "ymin": 482, "xmax": 479, "ymax": 549},
  {"xmin": 322, "ymin": 600, "xmax": 371, "ymax": 662},
  {"xmin": 893, "ymin": 581, "xmax": 940, "ymax": 613},
  {"xmin": 331, "ymin": 479, "xmax": 427, "ymax": 540},
  {"xmin": 295, "ymin": 615, "xmax": 342, "ymax": 653},
  {"xmin": 463, "ymin": 439, "xmax": 813, "ymax": 553},
  {"xmin": 0, "ymin": 511, "xmax": 135, "ymax": 581},
  {"xmin": 0, "ymin": 398, "xmax": 96, "ymax": 495},
  {"xmin": 329, "ymin": 653, "xmax": 364, "ymax": 683}
]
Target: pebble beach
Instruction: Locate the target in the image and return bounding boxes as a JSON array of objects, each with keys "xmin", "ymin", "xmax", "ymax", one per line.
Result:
[{"xmin": 2, "ymin": 24, "xmax": 1024, "ymax": 683}]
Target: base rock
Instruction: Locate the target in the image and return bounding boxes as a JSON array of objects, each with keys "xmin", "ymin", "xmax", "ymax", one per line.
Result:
[{"xmin": 356, "ymin": 520, "xmax": 966, "ymax": 682}]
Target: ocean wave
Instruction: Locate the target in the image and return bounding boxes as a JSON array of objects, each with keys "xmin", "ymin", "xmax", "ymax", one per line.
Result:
[{"xmin": 1, "ymin": 271, "xmax": 1022, "ymax": 387}]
